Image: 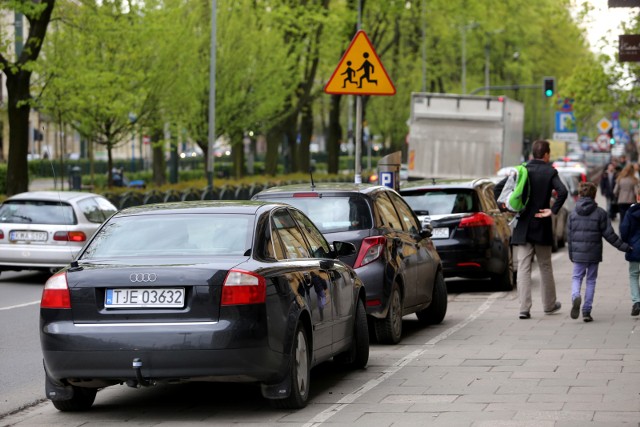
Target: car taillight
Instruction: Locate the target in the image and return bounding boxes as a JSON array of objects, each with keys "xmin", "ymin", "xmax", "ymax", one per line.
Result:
[
  {"xmin": 0, "ymin": 230, "xmax": 3, "ymax": 239},
  {"xmin": 354, "ymin": 236, "xmax": 386, "ymax": 269},
  {"xmin": 221, "ymin": 269, "xmax": 266, "ymax": 305},
  {"xmin": 53, "ymin": 231, "xmax": 86, "ymax": 242},
  {"xmin": 41, "ymin": 271, "xmax": 71, "ymax": 309},
  {"xmin": 459, "ymin": 212, "xmax": 494, "ymax": 228}
]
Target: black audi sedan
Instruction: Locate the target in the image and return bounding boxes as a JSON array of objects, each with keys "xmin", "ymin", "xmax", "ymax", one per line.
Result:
[
  {"xmin": 40, "ymin": 201, "xmax": 368, "ymax": 411},
  {"xmin": 399, "ymin": 178, "xmax": 514, "ymax": 290},
  {"xmin": 253, "ymin": 183, "xmax": 447, "ymax": 345}
]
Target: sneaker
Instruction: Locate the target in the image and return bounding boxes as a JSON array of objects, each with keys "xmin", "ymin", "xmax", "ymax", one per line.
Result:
[
  {"xmin": 544, "ymin": 301, "xmax": 562, "ymax": 314},
  {"xmin": 519, "ymin": 311, "xmax": 531, "ymax": 319},
  {"xmin": 571, "ymin": 296, "xmax": 581, "ymax": 319},
  {"xmin": 632, "ymin": 302, "xmax": 640, "ymax": 317},
  {"xmin": 583, "ymin": 311, "xmax": 593, "ymax": 322}
]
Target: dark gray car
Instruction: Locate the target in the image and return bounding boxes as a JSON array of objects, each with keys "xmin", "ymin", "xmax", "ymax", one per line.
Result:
[{"xmin": 253, "ymin": 183, "xmax": 447, "ymax": 344}]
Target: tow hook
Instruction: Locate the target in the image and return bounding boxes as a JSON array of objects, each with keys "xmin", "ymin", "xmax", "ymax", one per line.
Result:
[{"xmin": 128, "ymin": 358, "xmax": 154, "ymax": 388}]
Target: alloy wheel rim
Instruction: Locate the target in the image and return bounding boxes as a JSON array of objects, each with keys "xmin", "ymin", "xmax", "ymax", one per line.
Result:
[
  {"xmin": 392, "ymin": 289, "xmax": 402, "ymax": 336},
  {"xmin": 295, "ymin": 330, "xmax": 308, "ymax": 396}
]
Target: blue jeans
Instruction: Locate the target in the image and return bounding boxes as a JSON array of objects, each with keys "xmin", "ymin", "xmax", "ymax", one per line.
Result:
[
  {"xmin": 572, "ymin": 262, "xmax": 599, "ymax": 312},
  {"xmin": 628, "ymin": 262, "xmax": 640, "ymax": 304}
]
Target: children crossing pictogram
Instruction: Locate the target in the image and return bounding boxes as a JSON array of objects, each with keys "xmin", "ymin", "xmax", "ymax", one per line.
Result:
[{"xmin": 324, "ymin": 30, "xmax": 395, "ymax": 96}]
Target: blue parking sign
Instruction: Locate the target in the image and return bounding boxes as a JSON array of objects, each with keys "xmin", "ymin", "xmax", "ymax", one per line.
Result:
[
  {"xmin": 380, "ymin": 171, "xmax": 394, "ymax": 188},
  {"xmin": 555, "ymin": 112, "xmax": 576, "ymax": 133}
]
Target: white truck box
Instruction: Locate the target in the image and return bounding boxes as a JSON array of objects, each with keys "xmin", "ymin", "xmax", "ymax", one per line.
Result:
[{"xmin": 408, "ymin": 93, "xmax": 524, "ymax": 179}]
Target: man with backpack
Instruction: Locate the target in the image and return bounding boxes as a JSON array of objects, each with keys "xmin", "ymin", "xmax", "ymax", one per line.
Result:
[{"xmin": 496, "ymin": 140, "xmax": 568, "ymax": 319}]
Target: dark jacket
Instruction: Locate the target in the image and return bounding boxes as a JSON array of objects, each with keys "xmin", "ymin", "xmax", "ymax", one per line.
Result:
[
  {"xmin": 496, "ymin": 159, "xmax": 568, "ymax": 245},
  {"xmin": 620, "ymin": 203, "xmax": 640, "ymax": 262},
  {"xmin": 600, "ymin": 170, "xmax": 618, "ymax": 200},
  {"xmin": 567, "ymin": 197, "xmax": 629, "ymax": 263}
]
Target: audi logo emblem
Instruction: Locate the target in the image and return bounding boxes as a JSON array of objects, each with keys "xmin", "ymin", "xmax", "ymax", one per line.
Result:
[{"xmin": 129, "ymin": 273, "xmax": 157, "ymax": 283}]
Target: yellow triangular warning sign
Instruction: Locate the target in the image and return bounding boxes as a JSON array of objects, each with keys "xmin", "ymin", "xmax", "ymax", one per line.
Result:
[{"xmin": 324, "ymin": 30, "xmax": 395, "ymax": 96}]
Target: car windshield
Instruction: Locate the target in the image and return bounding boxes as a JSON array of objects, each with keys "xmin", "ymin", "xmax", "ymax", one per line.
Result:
[
  {"xmin": 81, "ymin": 213, "xmax": 253, "ymax": 258},
  {"xmin": 262, "ymin": 195, "xmax": 372, "ymax": 233},
  {"xmin": 0, "ymin": 200, "xmax": 76, "ymax": 225},
  {"xmin": 403, "ymin": 189, "xmax": 477, "ymax": 215}
]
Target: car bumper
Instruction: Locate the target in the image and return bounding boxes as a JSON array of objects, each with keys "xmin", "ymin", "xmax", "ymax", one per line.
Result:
[
  {"xmin": 0, "ymin": 244, "xmax": 80, "ymax": 270},
  {"xmin": 354, "ymin": 261, "xmax": 389, "ymax": 319},
  {"xmin": 40, "ymin": 319, "xmax": 287, "ymax": 384},
  {"xmin": 436, "ymin": 246, "xmax": 501, "ymax": 278}
]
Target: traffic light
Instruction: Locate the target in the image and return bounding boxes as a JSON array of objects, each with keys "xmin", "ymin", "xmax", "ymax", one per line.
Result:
[
  {"xmin": 543, "ymin": 77, "xmax": 555, "ymax": 97},
  {"xmin": 608, "ymin": 128, "xmax": 615, "ymax": 145}
]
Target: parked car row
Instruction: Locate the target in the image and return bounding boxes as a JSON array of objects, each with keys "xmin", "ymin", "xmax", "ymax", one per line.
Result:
[{"xmin": 3, "ymin": 168, "xmax": 580, "ymax": 413}]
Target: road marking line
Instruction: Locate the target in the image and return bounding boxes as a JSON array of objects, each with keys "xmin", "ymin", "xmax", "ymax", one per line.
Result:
[
  {"xmin": 302, "ymin": 292, "xmax": 502, "ymax": 426},
  {"xmin": 0, "ymin": 300, "xmax": 39, "ymax": 311}
]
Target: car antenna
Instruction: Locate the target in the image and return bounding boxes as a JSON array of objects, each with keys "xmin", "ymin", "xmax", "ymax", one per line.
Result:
[{"xmin": 309, "ymin": 168, "xmax": 316, "ymax": 190}]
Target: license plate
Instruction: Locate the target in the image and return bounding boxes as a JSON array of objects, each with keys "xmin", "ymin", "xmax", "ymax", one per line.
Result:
[
  {"xmin": 431, "ymin": 227, "xmax": 449, "ymax": 239},
  {"xmin": 105, "ymin": 288, "xmax": 185, "ymax": 308},
  {"xmin": 9, "ymin": 230, "xmax": 47, "ymax": 242}
]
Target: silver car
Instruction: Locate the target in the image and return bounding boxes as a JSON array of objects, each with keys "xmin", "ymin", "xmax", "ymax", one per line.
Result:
[{"xmin": 0, "ymin": 191, "xmax": 117, "ymax": 275}]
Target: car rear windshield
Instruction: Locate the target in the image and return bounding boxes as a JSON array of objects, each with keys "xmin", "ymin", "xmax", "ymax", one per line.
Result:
[
  {"xmin": 80, "ymin": 213, "xmax": 253, "ymax": 258},
  {"xmin": 261, "ymin": 195, "xmax": 372, "ymax": 233},
  {"xmin": 402, "ymin": 189, "xmax": 478, "ymax": 215},
  {"xmin": 0, "ymin": 200, "xmax": 76, "ymax": 225}
]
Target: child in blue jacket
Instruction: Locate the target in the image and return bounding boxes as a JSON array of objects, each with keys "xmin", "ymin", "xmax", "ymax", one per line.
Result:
[
  {"xmin": 567, "ymin": 182, "xmax": 630, "ymax": 322},
  {"xmin": 620, "ymin": 184, "xmax": 640, "ymax": 317}
]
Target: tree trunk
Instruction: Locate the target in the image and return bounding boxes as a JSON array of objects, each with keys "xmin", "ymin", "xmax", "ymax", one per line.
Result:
[
  {"xmin": 326, "ymin": 94, "xmax": 342, "ymax": 174},
  {"xmin": 265, "ymin": 126, "xmax": 281, "ymax": 176},
  {"xmin": 151, "ymin": 128, "xmax": 166, "ymax": 186},
  {"xmin": 5, "ymin": 80, "xmax": 31, "ymax": 196},
  {"xmin": 298, "ymin": 105, "xmax": 312, "ymax": 173},
  {"xmin": 107, "ymin": 144, "xmax": 114, "ymax": 188},
  {"xmin": 231, "ymin": 139, "xmax": 244, "ymax": 179}
]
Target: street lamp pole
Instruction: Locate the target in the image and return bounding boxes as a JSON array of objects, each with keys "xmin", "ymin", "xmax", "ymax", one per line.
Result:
[
  {"xmin": 421, "ymin": 0, "xmax": 427, "ymax": 92},
  {"xmin": 484, "ymin": 29, "xmax": 504, "ymax": 96},
  {"xmin": 207, "ymin": 0, "xmax": 217, "ymax": 190},
  {"xmin": 460, "ymin": 22, "xmax": 477, "ymax": 94}
]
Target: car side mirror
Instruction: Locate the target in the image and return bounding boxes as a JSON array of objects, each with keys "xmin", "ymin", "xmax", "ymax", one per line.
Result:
[
  {"xmin": 333, "ymin": 241, "xmax": 356, "ymax": 258},
  {"xmin": 420, "ymin": 221, "xmax": 433, "ymax": 239}
]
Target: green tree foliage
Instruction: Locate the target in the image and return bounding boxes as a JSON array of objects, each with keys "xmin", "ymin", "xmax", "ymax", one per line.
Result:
[
  {"xmin": 16, "ymin": 0, "xmax": 632, "ymax": 193},
  {"xmin": 38, "ymin": 0, "xmax": 154, "ymax": 187}
]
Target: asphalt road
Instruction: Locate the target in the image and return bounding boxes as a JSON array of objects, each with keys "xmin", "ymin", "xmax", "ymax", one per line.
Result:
[{"xmin": 0, "ymin": 271, "xmax": 48, "ymax": 417}]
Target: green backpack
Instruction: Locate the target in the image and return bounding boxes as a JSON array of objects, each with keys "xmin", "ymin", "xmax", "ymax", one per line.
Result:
[{"xmin": 497, "ymin": 163, "xmax": 530, "ymax": 213}]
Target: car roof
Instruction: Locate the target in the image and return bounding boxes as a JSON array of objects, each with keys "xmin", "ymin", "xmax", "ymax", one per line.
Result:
[
  {"xmin": 115, "ymin": 200, "xmax": 286, "ymax": 217},
  {"xmin": 399, "ymin": 178, "xmax": 493, "ymax": 192},
  {"xmin": 254, "ymin": 182, "xmax": 386, "ymax": 197},
  {"xmin": 5, "ymin": 191, "xmax": 102, "ymax": 203}
]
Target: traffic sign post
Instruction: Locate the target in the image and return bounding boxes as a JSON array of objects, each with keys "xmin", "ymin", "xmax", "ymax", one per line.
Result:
[
  {"xmin": 597, "ymin": 118, "xmax": 613, "ymax": 134},
  {"xmin": 324, "ymin": 30, "xmax": 395, "ymax": 184}
]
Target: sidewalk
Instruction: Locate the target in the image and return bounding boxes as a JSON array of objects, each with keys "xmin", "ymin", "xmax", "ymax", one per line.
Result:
[{"xmin": 28, "ymin": 178, "xmax": 60, "ymax": 192}]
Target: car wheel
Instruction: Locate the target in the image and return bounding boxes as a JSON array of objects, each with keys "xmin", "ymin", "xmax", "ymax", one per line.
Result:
[
  {"xmin": 51, "ymin": 386, "xmax": 97, "ymax": 412},
  {"xmin": 270, "ymin": 324, "xmax": 310, "ymax": 409},
  {"xmin": 334, "ymin": 299, "xmax": 369, "ymax": 368},
  {"xmin": 416, "ymin": 270, "xmax": 447, "ymax": 325},
  {"xmin": 375, "ymin": 283, "xmax": 403, "ymax": 344}
]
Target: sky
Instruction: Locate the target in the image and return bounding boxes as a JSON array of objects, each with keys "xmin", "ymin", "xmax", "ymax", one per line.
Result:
[{"xmin": 575, "ymin": 0, "xmax": 638, "ymax": 57}]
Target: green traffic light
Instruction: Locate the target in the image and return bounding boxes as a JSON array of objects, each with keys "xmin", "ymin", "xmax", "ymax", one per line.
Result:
[
  {"xmin": 610, "ymin": 138, "xmax": 615, "ymax": 145},
  {"xmin": 545, "ymin": 89, "xmax": 553, "ymax": 97}
]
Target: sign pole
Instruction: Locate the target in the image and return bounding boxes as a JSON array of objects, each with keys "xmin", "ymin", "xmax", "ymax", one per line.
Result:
[{"xmin": 355, "ymin": 96, "xmax": 362, "ymax": 184}]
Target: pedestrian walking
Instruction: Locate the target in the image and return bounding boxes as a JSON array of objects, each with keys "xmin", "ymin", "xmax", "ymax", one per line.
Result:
[
  {"xmin": 567, "ymin": 182, "xmax": 630, "ymax": 323},
  {"xmin": 496, "ymin": 140, "xmax": 568, "ymax": 319},
  {"xmin": 613, "ymin": 163, "xmax": 638, "ymax": 225},
  {"xmin": 619, "ymin": 184, "xmax": 640, "ymax": 317},
  {"xmin": 600, "ymin": 162, "xmax": 618, "ymax": 220}
]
